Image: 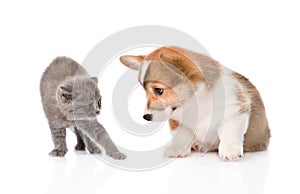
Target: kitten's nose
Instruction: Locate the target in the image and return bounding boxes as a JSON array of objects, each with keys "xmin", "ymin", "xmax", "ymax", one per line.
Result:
[{"xmin": 143, "ymin": 114, "xmax": 152, "ymax": 121}]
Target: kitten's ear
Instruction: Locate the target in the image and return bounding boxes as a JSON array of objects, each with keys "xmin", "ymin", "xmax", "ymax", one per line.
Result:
[
  {"xmin": 90, "ymin": 77, "xmax": 98, "ymax": 83},
  {"xmin": 119, "ymin": 55, "xmax": 145, "ymax": 70},
  {"xmin": 58, "ymin": 85, "xmax": 73, "ymax": 102}
]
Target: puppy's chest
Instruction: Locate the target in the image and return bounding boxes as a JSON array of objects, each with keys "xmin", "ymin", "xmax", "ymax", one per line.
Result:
[
  {"xmin": 196, "ymin": 110, "xmax": 218, "ymax": 138},
  {"xmin": 182, "ymin": 95, "xmax": 221, "ymax": 139}
]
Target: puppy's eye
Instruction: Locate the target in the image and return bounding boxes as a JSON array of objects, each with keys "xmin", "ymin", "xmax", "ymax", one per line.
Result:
[{"xmin": 154, "ymin": 88, "xmax": 164, "ymax": 95}]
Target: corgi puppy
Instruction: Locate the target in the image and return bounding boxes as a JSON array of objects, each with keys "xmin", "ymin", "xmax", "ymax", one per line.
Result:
[{"xmin": 120, "ymin": 46, "xmax": 270, "ymax": 161}]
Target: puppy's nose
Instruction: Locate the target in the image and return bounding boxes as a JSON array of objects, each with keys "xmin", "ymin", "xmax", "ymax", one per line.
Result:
[
  {"xmin": 143, "ymin": 114, "xmax": 152, "ymax": 121},
  {"xmin": 96, "ymin": 111, "xmax": 100, "ymax": 114}
]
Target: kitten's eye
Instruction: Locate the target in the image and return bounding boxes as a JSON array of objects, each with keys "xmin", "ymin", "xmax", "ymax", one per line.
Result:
[
  {"xmin": 98, "ymin": 98, "xmax": 101, "ymax": 108},
  {"xmin": 154, "ymin": 88, "xmax": 164, "ymax": 95}
]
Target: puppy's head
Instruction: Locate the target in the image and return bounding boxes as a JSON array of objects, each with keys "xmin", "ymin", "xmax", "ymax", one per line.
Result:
[
  {"xmin": 120, "ymin": 47, "xmax": 203, "ymax": 122},
  {"xmin": 142, "ymin": 81, "xmax": 181, "ymax": 122}
]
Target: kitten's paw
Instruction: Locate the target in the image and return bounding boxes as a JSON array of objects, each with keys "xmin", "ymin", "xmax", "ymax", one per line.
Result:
[
  {"xmin": 164, "ymin": 146, "xmax": 191, "ymax": 158},
  {"xmin": 75, "ymin": 143, "xmax": 85, "ymax": 151},
  {"xmin": 218, "ymin": 142, "xmax": 243, "ymax": 161},
  {"xmin": 49, "ymin": 149, "xmax": 67, "ymax": 157},
  {"xmin": 107, "ymin": 151, "xmax": 127, "ymax": 160},
  {"xmin": 88, "ymin": 146, "xmax": 102, "ymax": 154}
]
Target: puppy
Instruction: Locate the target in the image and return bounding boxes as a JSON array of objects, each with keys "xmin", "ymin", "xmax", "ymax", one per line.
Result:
[{"xmin": 120, "ymin": 46, "xmax": 270, "ymax": 161}]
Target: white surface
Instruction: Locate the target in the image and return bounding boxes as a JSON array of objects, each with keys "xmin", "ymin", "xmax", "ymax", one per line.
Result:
[{"xmin": 1, "ymin": 1, "xmax": 300, "ymax": 194}]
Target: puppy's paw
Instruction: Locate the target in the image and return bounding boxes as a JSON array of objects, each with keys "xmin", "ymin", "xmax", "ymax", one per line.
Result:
[
  {"xmin": 192, "ymin": 141, "xmax": 203, "ymax": 152},
  {"xmin": 107, "ymin": 151, "xmax": 127, "ymax": 160},
  {"xmin": 49, "ymin": 149, "xmax": 67, "ymax": 157},
  {"xmin": 218, "ymin": 142, "xmax": 243, "ymax": 161},
  {"xmin": 164, "ymin": 146, "xmax": 191, "ymax": 158}
]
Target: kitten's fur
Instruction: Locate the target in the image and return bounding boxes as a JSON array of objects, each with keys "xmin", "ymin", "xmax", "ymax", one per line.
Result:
[{"xmin": 40, "ymin": 56, "xmax": 126, "ymax": 159}]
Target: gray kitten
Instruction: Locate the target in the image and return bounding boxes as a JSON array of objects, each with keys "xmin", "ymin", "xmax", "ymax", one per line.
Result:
[{"xmin": 40, "ymin": 56, "xmax": 126, "ymax": 160}]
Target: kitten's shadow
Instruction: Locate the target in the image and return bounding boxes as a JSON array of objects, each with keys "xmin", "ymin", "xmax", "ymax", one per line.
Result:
[{"xmin": 46, "ymin": 152, "xmax": 113, "ymax": 194}]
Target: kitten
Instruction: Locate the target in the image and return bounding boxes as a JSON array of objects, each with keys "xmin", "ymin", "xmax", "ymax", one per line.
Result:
[{"xmin": 40, "ymin": 56, "xmax": 126, "ymax": 159}]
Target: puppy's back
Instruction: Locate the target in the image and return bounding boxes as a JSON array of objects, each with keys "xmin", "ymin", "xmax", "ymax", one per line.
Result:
[{"xmin": 233, "ymin": 72, "xmax": 271, "ymax": 151}]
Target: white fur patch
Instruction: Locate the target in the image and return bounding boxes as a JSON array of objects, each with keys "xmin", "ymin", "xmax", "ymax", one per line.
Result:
[
  {"xmin": 164, "ymin": 124, "xmax": 194, "ymax": 157},
  {"xmin": 150, "ymin": 107, "xmax": 172, "ymax": 122},
  {"xmin": 216, "ymin": 68, "xmax": 250, "ymax": 160},
  {"xmin": 218, "ymin": 112, "xmax": 249, "ymax": 160},
  {"xmin": 168, "ymin": 67, "xmax": 250, "ymax": 158}
]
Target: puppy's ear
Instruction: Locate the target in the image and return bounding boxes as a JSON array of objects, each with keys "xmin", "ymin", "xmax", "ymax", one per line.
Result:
[
  {"xmin": 160, "ymin": 48, "xmax": 204, "ymax": 83},
  {"xmin": 58, "ymin": 84, "xmax": 73, "ymax": 103},
  {"xmin": 159, "ymin": 49, "xmax": 186, "ymax": 66},
  {"xmin": 119, "ymin": 55, "xmax": 145, "ymax": 70}
]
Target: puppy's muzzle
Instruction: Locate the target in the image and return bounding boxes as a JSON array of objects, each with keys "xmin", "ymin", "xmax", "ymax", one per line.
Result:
[{"xmin": 143, "ymin": 114, "xmax": 152, "ymax": 121}]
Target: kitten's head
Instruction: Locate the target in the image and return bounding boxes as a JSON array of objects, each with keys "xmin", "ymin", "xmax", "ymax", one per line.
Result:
[{"xmin": 56, "ymin": 76, "xmax": 101, "ymax": 120}]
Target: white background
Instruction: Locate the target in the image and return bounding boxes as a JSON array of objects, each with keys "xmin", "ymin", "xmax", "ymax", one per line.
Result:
[{"xmin": 1, "ymin": 0, "xmax": 300, "ymax": 194}]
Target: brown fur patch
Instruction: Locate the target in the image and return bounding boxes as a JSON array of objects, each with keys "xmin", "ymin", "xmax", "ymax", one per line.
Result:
[
  {"xmin": 143, "ymin": 47, "xmax": 210, "ymax": 86},
  {"xmin": 169, "ymin": 119, "xmax": 179, "ymax": 131},
  {"xmin": 159, "ymin": 48, "xmax": 205, "ymax": 85},
  {"xmin": 160, "ymin": 46, "xmax": 222, "ymax": 88},
  {"xmin": 235, "ymin": 80, "xmax": 251, "ymax": 114},
  {"xmin": 233, "ymin": 72, "xmax": 271, "ymax": 152},
  {"xmin": 120, "ymin": 46, "xmax": 223, "ymax": 89},
  {"xmin": 236, "ymin": 93, "xmax": 250, "ymax": 113}
]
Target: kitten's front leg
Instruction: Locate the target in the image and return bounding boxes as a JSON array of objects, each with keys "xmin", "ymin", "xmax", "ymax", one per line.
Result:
[
  {"xmin": 75, "ymin": 127, "xmax": 101, "ymax": 154},
  {"xmin": 85, "ymin": 137, "xmax": 102, "ymax": 154},
  {"xmin": 164, "ymin": 122, "xmax": 194, "ymax": 158},
  {"xmin": 74, "ymin": 127, "xmax": 85, "ymax": 151},
  {"xmin": 49, "ymin": 127, "xmax": 68, "ymax": 157},
  {"xmin": 92, "ymin": 123, "xmax": 126, "ymax": 159},
  {"xmin": 76, "ymin": 120, "xmax": 126, "ymax": 160}
]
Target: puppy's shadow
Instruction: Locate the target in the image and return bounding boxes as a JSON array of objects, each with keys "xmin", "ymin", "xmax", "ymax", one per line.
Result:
[{"xmin": 167, "ymin": 152, "xmax": 270, "ymax": 194}]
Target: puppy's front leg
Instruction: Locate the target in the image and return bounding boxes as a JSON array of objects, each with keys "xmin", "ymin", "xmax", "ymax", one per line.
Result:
[
  {"xmin": 164, "ymin": 120, "xmax": 194, "ymax": 158},
  {"xmin": 218, "ymin": 113, "xmax": 249, "ymax": 161}
]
